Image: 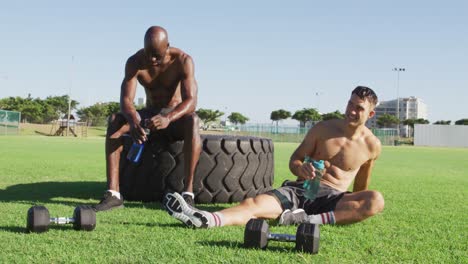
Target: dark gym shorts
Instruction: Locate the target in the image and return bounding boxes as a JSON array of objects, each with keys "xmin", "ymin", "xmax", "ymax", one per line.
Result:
[
  {"xmin": 266, "ymin": 180, "xmax": 350, "ymax": 215},
  {"xmin": 135, "ymin": 108, "xmax": 187, "ymax": 141}
]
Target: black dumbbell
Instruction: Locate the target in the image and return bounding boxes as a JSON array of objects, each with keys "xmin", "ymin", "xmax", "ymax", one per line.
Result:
[
  {"xmin": 244, "ymin": 218, "xmax": 319, "ymax": 254},
  {"xmin": 26, "ymin": 205, "xmax": 96, "ymax": 233}
]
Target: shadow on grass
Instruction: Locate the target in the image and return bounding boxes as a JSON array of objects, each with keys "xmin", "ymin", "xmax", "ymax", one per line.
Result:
[
  {"xmin": 0, "ymin": 181, "xmax": 162, "ymax": 210},
  {"xmin": 196, "ymin": 240, "xmax": 296, "ymax": 253},
  {"xmin": 34, "ymin": 130, "xmax": 52, "ymax": 136},
  {"xmin": 0, "ymin": 181, "xmax": 104, "ymax": 206},
  {"xmin": 0, "ymin": 223, "xmax": 86, "ymax": 234},
  {"xmin": 0, "ymin": 181, "xmax": 231, "ymax": 215},
  {"xmin": 111, "ymin": 221, "xmax": 184, "ymax": 228},
  {"xmin": 0, "ymin": 226, "xmax": 27, "ymax": 233}
]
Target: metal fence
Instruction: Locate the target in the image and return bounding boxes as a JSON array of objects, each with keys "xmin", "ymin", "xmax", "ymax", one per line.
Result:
[
  {"xmin": 0, "ymin": 109, "xmax": 21, "ymax": 135},
  {"xmin": 220, "ymin": 123, "xmax": 398, "ymax": 145}
]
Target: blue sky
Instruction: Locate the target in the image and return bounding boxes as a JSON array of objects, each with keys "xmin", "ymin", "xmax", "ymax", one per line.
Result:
[{"xmin": 0, "ymin": 0, "xmax": 466, "ymax": 124}]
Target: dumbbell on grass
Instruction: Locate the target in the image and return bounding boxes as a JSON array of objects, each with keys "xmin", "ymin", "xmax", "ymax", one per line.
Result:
[
  {"xmin": 27, "ymin": 205, "xmax": 96, "ymax": 233},
  {"xmin": 244, "ymin": 218, "xmax": 319, "ymax": 254}
]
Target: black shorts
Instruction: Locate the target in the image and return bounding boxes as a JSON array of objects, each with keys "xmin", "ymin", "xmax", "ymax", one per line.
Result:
[
  {"xmin": 266, "ymin": 180, "xmax": 348, "ymax": 215},
  {"xmin": 136, "ymin": 108, "xmax": 186, "ymax": 141}
]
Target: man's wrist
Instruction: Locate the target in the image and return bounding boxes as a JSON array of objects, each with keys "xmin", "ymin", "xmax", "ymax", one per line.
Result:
[
  {"xmin": 165, "ymin": 113, "xmax": 173, "ymax": 123},
  {"xmin": 127, "ymin": 117, "xmax": 140, "ymax": 127}
]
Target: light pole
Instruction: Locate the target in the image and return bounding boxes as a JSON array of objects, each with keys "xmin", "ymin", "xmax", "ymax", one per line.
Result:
[
  {"xmin": 393, "ymin": 67, "xmax": 405, "ymax": 137},
  {"xmin": 315, "ymin": 91, "xmax": 323, "ymax": 113},
  {"xmin": 67, "ymin": 56, "xmax": 74, "ymax": 136}
]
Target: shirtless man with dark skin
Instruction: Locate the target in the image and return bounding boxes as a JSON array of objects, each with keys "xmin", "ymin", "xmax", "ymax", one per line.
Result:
[
  {"xmin": 164, "ymin": 86, "xmax": 384, "ymax": 228},
  {"xmin": 94, "ymin": 26, "xmax": 201, "ymax": 211}
]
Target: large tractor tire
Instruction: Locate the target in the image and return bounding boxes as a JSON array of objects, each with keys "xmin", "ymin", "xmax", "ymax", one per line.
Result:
[{"xmin": 119, "ymin": 134, "xmax": 274, "ymax": 204}]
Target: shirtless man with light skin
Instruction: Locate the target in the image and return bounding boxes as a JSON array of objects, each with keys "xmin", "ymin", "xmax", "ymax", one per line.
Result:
[
  {"xmin": 164, "ymin": 86, "xmax": 384, "ymax": 228},
  {"xmin": 94, "ymin": 26, "xmax": 201, "ymax": 211}
]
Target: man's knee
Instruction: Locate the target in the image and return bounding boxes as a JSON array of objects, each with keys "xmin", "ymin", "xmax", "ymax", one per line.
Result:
[
  {"xmin": 240, "ymin": 197, "xmax": 256, "ymax": 207},
  {"xmin": 363, "ymin": 191, "xmax": 385, "ymax": 216},
  {"xmin": 181, "ymin": 113, "xmax": 200, "ymax": 131},
  {"xmin": 107, "ymin": 113, "xmax": 127, "ymax": 139}
]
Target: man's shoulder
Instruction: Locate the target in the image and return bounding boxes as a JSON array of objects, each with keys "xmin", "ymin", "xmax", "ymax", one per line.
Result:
[
  {"xmin": 170, "ymin": 47, "xmax": 193, "ymax": 64},
  {"xmin": 126, "ymin": 50, "xmax": 145, "ymax": 67},
  {"xmin": 131, "ymin": 49, "xmax": 145, "ymax": 60},
  {"xmin": 315, "ymin": 119, "xmax": 342, "ymax": 131}
]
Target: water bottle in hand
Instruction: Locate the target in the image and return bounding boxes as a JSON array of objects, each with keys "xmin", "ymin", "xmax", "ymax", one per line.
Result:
[
  {"xmin": 127, "ymin": 127, "xmax": 150, "ymax": 163},
  {"xmin": 303, "ymin": 156, "xmax": 325, "ymax": 201}
]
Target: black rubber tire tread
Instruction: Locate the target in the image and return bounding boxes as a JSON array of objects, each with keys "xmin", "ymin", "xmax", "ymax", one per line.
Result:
[{"xmin": 119, "ymin": 134, "xmax": 274, "ymax": 203}]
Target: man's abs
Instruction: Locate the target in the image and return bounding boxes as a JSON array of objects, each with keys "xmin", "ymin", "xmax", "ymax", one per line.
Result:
[{"xmin": 320, "ymin": 165, "xmax": 359, "ymax": 192}]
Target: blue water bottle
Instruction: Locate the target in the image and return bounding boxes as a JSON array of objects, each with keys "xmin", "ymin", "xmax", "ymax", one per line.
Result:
[
  {"xmin": 126, "ymin": 128, "xmax": 149, "ymax": 163},
  {"xmin": 302, "ymin": 156, "xmax": 325, "ymax": 201}
]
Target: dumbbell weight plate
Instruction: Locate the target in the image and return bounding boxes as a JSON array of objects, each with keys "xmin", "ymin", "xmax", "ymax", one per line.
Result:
[
  {"xmin": 73, "ymin": 205, "xmax": 96, "ymax": 231},
  {"xmin": 27, "ymin": 206, "xmax": 50, "ymax": 233},
  {"xmin": 295, "ymin": 223, "xmax": 319, "ymax": 254},
  {"xmin": 244, "ymin": 219, "xmax": 269, "ymax": 249}
]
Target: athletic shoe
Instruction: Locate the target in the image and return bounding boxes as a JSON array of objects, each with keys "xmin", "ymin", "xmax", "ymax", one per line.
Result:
[
  {"xmin": 163, "ymin": 192, "xmax": 208, "ymax": 228},
  {"xmin": 182, "ymin": 193, "xmax": 195, "ymax": 206},
  {"xmin": 93, "ymin": 191, "xmax": 124, "ymax": 212},
  {"xmin": 279, "ymin": 209, "xmax": 308, "ymax": 225}
]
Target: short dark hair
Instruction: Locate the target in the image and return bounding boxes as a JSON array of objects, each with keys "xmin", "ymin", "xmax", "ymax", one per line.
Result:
[{"xmin": 352, "ymin": 86, "xmax": 378, "ymax": 106}]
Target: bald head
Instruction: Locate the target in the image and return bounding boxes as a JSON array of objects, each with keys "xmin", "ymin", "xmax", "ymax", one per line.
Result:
[
  {"xmin": 144, "ymin": 26, "xmax": 169, "ymax": 48},
  {"xmin": 143, "ymin": 26, "xmax": 170, "ymax": 66}
]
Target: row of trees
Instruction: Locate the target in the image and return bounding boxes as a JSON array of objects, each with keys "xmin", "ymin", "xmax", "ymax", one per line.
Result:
[
  {"xmin": 270, "ymin": 109, "xmax": 345, "ymax": 127},
  {"xmin": 195, "ymin": 109, "xmax": 249, "ymax": 129},
  {"xmin": 375, "ymin": 114, "xmax": 468, "ymax": 127},
  {"xmin": 0, "ymin": 95, "xmax": 79, "ymax": 123},
  {"xmin": 1, "ymin": 95, "xmax": 468, "ymax": 127},
  {"xmin": 196, "ymin": 107, "xmax": 344, "ymax": 130},
  {"xmin": 76, "ymin": 102, "xmax": 120, "ymax": 126},
  {"xmin": 0, "ymin": 95, "xmax": 121, "ymax": 126}
]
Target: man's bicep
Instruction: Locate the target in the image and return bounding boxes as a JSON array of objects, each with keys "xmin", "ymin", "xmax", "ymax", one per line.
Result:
[
  {"xmin": 181, "ymin": 56, "xmax": 198, "ymax": 99},
  {"xmin": 291, "ymin": 127, "xmax": 318, "ymax": 161},
  {"xmin": 121, "ymin": 59, "xmax": 139, "ymax": 97}
]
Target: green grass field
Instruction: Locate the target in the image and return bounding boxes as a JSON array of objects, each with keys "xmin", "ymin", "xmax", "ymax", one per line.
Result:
[{"xmin": 0, "ymin": 136, "xmax": 467, "ymax": 263}]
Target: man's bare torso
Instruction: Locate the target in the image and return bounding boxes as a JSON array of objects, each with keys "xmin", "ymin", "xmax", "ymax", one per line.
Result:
[
  {"xmin": 310, "ymin": 119, "xmax": 379, "ymax": 191},
  {"xmin": 130, "ymin": 47, "xmax": 187, "ymax": 109}
]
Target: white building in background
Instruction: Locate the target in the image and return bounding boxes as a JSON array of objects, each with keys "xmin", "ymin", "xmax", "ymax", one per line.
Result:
[{"xmin": 367, "ymin": 96, "xmax": 428, "ymax": 137}]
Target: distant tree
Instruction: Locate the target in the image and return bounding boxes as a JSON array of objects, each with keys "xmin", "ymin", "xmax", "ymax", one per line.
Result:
[
  {"xmin": 0, "ymin": 96, "xmax": 22, "ymax": 110},
  {"xmin": 377, "ymin": 114, "xmax": 399, "ymax": 128},
  {"xmin": 228, "ymin": 112, "xmax": 249, "ymax": 125},
  {"xmin": 433, "ymin": 120, "xmax": 451, "ymax": 125},
  {"xmin": 455, "ymin": 118, "xmax": 468, "ymax": 125},
  {"xmin": 20, "ymin": 98, "xmax": 45, "ymax": 123},
  {"xmin": 77, "ymin": 102, "xmax": 117, "ymax": 126},
  {"xmin": 44, "ymin": 95, "xmax": 79, "ymax": 118},
  {"xmin": 402, "ymin": 118, "xmax": 429, "ymax": 128},
  {"xmin": 292, "ymin": 108, "xmax": 321, "ymax": 127},
  {"xmin": 0, "ymin": 95, "xmax": 79, "ymax": 123},
  {"xmin": 321, "ymin": 110, "xmax": 345, "ymax": 121},
  {"xmin": 270, "ymin": 109, "xmax": 291, "ymax": 126},
  {"xmin": 403, "ymin": 118, "xmax": 430, "ymax": 137},
  {"xmin": 106, "ymin": 102, "xmax": 121, "ymax": 115},
  {"xmin": 196, "ymin": 108, "xmax": 224, "ymax": 130},
  {"xmin": 0, "ymin": 96, "xmax": 46, "ymax": 123}
]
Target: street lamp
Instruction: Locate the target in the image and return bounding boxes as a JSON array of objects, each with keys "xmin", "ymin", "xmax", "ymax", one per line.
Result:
[
  {"xmin": 315, "ymin": 91, "xmax": 323, "ymax": 112},
  {"xmin": 67, "ymin": 56, "xmax": 74, "ymax": 136},
  {"xmin": 393, "ymin": 67, "xmax": 405, "ymax": 137}
]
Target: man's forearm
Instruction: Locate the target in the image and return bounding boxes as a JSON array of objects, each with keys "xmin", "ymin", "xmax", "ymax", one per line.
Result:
[
  {"xmin": 165, "ymin": 98, "xmax": 196, "ymax": 122},
  {"xmin": 120, "ymin": 99, "xmax": 139, "ymax": 125}
]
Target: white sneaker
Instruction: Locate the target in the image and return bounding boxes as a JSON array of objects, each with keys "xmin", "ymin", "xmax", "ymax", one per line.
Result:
[
  {"xmin": 163, "ymin": 192, "xmax": 208, "ymax": 228},
  {"xmin": 279, "ymin": 209, "xmax": 308, "ymax": 225}
]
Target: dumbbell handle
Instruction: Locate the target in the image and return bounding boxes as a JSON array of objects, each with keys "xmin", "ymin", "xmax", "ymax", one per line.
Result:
[
  {"xmin": 267, "ymin": 233, "xmax": 296, "ymax": 242},
  {"xmin": 50, "ymin": 217, "xmax": 75, "ymax": 224}
]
